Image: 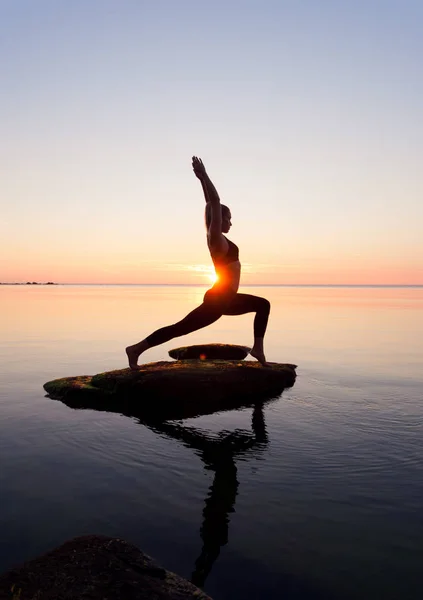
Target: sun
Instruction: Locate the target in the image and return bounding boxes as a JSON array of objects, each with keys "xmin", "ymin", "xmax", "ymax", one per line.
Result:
[{"xmin": 209, "ymin": 272, "xmax": 218, "ymax": 284}]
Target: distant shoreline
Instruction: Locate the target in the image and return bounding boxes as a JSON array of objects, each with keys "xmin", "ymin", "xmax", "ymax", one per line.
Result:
[{"xmin": 0, "ymin": 282, "xmax": 57, "ymax": 286}]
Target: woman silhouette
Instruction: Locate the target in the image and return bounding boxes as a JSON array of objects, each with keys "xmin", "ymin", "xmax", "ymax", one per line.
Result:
[{"xmin": 126, "ymin": 156, "xmax": 270, "ymax": 369}]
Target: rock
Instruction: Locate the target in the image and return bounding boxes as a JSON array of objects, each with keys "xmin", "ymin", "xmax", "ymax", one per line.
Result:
[
  {"xmin": 169, "ymin": 343, "xmax": 250, "ymax": 360},
  {"xmin": 44, "ymin": 360, "xmax": 297, "ymax": 421},
  {"xmin": 0, "ymin": 534, "xmax": 212, "ymax": 599}
]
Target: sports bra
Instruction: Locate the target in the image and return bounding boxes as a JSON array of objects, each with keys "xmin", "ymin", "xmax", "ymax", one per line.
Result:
[{"xmin": 212, "ymin": 236, "xmax": 239, "ymax": 266}]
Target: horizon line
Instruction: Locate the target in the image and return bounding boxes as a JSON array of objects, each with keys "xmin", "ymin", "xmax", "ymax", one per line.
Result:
[{"xmin": 2, "ymin": 282, "xmax": 422, "ymax": 288}]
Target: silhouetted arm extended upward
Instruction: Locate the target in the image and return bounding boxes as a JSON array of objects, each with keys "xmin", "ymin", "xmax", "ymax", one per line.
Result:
[
  {"xmin": 200, "ymin": 179, "xmax": 210, "ymax": 203},
  {"xmin": 201, "ymin": 172, "xmax": 221, "ymax": 205},
  {"xmin": 192, "ymin": 156, "xmax": 221, "ymax": 205}
]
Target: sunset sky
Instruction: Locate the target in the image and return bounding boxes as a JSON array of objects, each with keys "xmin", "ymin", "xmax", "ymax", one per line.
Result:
[{"xmin": 1, "ymin": 0, "xmax": 422, "ymax": 285}]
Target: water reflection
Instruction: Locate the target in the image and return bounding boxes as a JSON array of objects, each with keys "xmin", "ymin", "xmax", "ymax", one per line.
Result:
[
  {"xmin": 147, "ymin": 403, "xmax": 269, "ymax": 587},
  {"xmin": 52, "ymin": 386, "xmax": 274, "ymax": 587}
]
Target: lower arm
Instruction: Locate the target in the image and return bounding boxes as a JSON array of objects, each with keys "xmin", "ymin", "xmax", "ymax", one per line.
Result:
[
  {"xmin": 200, "ymin": 179, "xmax": 210, "ymax": 203},
  {"xmin": 202, "ymin": 173, "xmax": 220, "ymax": 204}
]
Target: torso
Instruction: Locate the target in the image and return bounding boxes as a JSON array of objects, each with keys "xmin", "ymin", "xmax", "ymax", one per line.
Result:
[{"xmin": 207, "ymin": 235, "xmax": 241, "ymax": 293}]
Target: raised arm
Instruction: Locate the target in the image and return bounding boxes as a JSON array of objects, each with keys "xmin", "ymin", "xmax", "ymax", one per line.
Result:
[
  {"xmin": 192, "ymin": 156, "xmax": 226, "ymax": 254},
  {"xmin": 200, "ymin": 179, "xmax": 210, "ymax": 203},
  {"xmin": 192, "ymin": 156, "xmax": 221, "ymax": 204}
]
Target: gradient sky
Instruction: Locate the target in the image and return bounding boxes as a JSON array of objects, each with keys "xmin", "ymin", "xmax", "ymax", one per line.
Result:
[{"xmin": 1, "ymin": 0, "xmax": 422, "ymax": 284}]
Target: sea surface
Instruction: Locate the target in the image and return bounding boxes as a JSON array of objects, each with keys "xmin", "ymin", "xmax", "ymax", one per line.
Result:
[{"xmin": 0, "ymin": 284, "xmax": 422, "ymax": 599}]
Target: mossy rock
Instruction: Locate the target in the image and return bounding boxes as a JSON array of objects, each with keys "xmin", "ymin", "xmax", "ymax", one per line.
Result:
[
  {"xmin": 169, "ymin": 343, "xmax": 250, "ymax": 360},
  {"xmin": 44, "ymin": 360, "xmax": 297, "ymax": 420},
  {"xmin": 0, "ymin": 534, "xmax": 212, "ymax": 599}
]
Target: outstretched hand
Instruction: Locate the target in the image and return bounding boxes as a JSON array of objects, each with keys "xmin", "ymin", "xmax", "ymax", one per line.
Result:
[{"xmin": 192, "ymin": 156, "xmax": 207, "ymax": 180}]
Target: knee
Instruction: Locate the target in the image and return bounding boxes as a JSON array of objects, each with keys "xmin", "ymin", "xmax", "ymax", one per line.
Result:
[
  {"xmin": 172, "ymin": 320, "xmax": 190, "ymax": 337},
  {"xmin": 165, "ymin": 321, "xmax": 183, "ymax": 338},
  {"xmin": 259, "ymin": 297, "xmax": 271, "ymax": 314}
]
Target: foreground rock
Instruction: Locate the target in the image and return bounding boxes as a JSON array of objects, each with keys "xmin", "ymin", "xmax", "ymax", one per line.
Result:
[
  {"xmin": 44, "ymin": 360, "xmax": 297, "ymax": 420},
  {"xmin": 169, "ymin": 343, "xmax": 250, "ymax": 360},
  {"xmin": 0, "ymin": 535, "xmax": 211, "ymax": 600}
]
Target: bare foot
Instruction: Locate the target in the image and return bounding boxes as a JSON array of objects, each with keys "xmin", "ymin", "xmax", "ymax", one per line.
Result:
[
  {"xmin": 126, "ymin": 345, "xmax": 141, "ymax": 370},
  {"xmin": 249, "ymin": 349, "xmax": 269, "ymax": 367}
]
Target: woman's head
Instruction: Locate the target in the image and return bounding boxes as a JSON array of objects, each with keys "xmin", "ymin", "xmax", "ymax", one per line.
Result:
[{"xmin": 205, "ymin": 203, "xmax": 232, "ymax": 233}]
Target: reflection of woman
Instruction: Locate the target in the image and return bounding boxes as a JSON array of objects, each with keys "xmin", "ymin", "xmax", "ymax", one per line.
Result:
[
  {"xmin": 126, "ymin": 156, "xmax": 270, "ymax": 369},
  {"xmin": 150, "ymin": 403, "xmax": 269, "ymax": 588}
]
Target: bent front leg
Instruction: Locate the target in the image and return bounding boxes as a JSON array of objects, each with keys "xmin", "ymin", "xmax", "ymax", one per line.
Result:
[{"xmin": 223, "ymin": 293, "xmax": 270, "ymax": 338}]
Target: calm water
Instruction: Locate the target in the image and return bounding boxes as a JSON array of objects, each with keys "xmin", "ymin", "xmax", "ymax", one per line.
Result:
[{"xmin": 0, "ymin": 285, "xmax": 422, "ymax": 599}]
